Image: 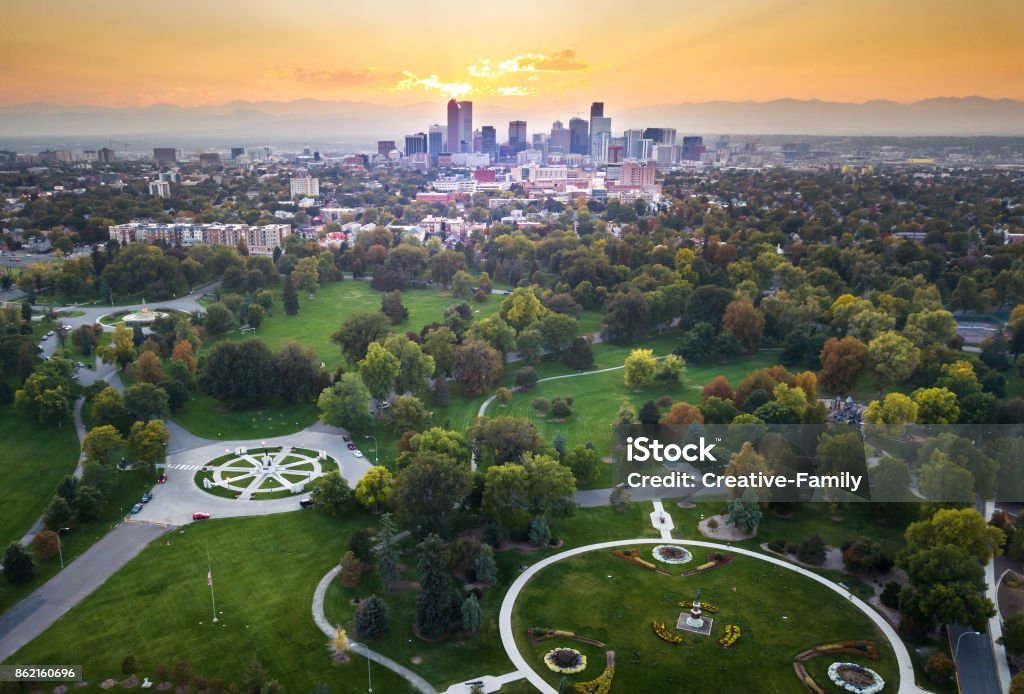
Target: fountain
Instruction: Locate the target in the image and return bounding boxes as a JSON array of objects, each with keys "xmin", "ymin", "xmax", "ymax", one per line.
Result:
[
  {"xmin": 122, "ymin": 299, "xmax": 168, "ymax": 325},
  {"xmin": 676, "ymin": 588, "xmax": 714, "ymax": 635}
]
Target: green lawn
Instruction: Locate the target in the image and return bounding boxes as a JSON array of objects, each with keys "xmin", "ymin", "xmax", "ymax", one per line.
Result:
[
  {"xmin": 169, "ymin": 393, "xmax": 319, "ymax": 441},
  {"xmin": 0, "ymin": 404, "xmax": 80, "ymax": 549},
  {"xmin": 206, "ymin": 280, "xmax": 504, "ymax": 370},
  {"xmin": 9, "ymin": 512, "xmax": 416, "ymax": 693},
  {"xmin": 511, "ymin": 546, "xmax": 899, "ymax": 693}
]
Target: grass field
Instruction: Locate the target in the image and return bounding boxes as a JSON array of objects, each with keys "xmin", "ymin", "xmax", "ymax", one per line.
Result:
[
  {"xmin": 511, "ymin": 547, "xmax": 899, "ymax": 693},
  {"xmin": 0, "ymin": 404, "xmax": 80, "ymax": 549},
  {"xmin": 10, "ymin": 512, "xmax": 416, "ymax": 693},
  {"xmin": 167, "ymin": 393, "xmax": 320, "ymax": 441}
]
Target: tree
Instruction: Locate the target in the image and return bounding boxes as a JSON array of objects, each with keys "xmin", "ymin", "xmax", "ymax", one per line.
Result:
[
  {"xmin": 82, "ymin": 425, "xmax": 126, "ymax": 465},
  {"xmin": 912, "ymin": 387, "xmax": 960, "ymax": 424},
  {"xmin": 797, "ymin": 532, "xmax": 827, "ymax": 565},
  {"xmin": 121, "ymin": 655, "xmax": 139, "ymax": 677},
  {"xmin": 308, "ymin": 470, "xmax": 352, "ymax": 516},
  {"xmin": 98, "ymin": 324, "xmax": 137, "ymax": 370},
  {"xmin": 14, "ymin": 357, "xmax": 73, "ymax": 424},
  {"xmin": 903, "ymin": 507, "xmax": 1004, "ymax": 564},
  {"xmin": 274, "ymin": 341, "xmax": 320, "ymax": 404},
  {"xmin": 818, "ymin": 336, "xmax": 868, "ymax": 393},
  {"xmin": 415, "ymin": 534, "xmax": 453, "ymax": 639},
  {"xmin": 473, "ymin": 416, "xmax": 543, "ymax": 465},
  {"xmin": 128, "ymin": 419, "xmax": 170, "ymax": 465},
  {"xmin": 381, "ymin": 290, "xmax": 409, "ymax": 325},
  {"xmin": 841, "ymin": 537, "xmax": 892, "ymax": 573},
  {"xmin": 623, "ymin": 349, "xmax": 657, "ymax": 389},
  {"xmin": 528, "ymin": 515, "xmax": 552, "ymax": 546},
  {"xmin": 282, "ymin": 276, "xmax": 300, "ymax": 315},
  {"xmin": 452, "ymin": 339, "xmax": 503, "ymax": 396},
  {"xmin": 495, "ymin": 387, "xmax": 513, "ymax": 405},
  {"xmin": 500, "ymin": 287, "xmax": 549, "ymax": 331},
  {"xmin": 724, "ymin": 443, "xmax": 769, "ymax": 496},
  {"xmin": 537, "ymin": 312, "xmax": 578, "ymax": 357},
  {"xmin": 564, "ymin": 336, "xmax": 594, "ymax": 370},
  {"xmin": 475, "ymin": 543, "xmax": 497, "ymax": 583},
  {"xmin": 564, "ymin": 444, "xmax": 599, "ymax": 486},
  {"xmin": 349, "ymin": 595, "xmax": 388, "ymax": 644},
  {"xmin": 338, "ymin": 551, "xmax": 363, "ymax": 588},
  {"xmin": 468, "ymin": 316, "xmax": 517, "ymax": 357},
  {"xmin": 392, "ymin": 452, "xmax": 473, "ymax": 538},
  {"xmin": 603, "ymin": 288, "xmax": 653, "ymax": 345},
  {"xmin": 660, "ymin": 402, "xmax": 704, "ymax": 426},
  {"xmin": 203, "ymin": 303, "xmax": 238, "ymax": 337},
  {"xmin": 863, "ymin": 393, "xmax": 918, "ymax": 437},
  {"xmin": 246, "ymin": 303, "xmax": 265, "ymax": 330},
  {"xmin": 123, "ymin": 382, "xmax": 170, "ymax": 421},
  {"xmin": 899, "ymin": 543, "xmax": 995, "ymax": 630},
  {"xmin": 384, "ymin": 334, "xmax": 435, "ymax": 394},
  {"xmin": 2, "ymin": 542, "xmax": 35, "ymax": 582},
  {"xmin": 332, "ymin": 312, "xmax": 392, "ymax": 364},
  {"xmin": 462, "ymin": 595, "xmax": 482, "ymax": 634},
  {"xmin": 375, "ymin": 513, "xmax": 401, "ymax": 591},
  {"xmin": 1012, "ymin": 673, "xmax": 1024, "ymax": 694},
  {"xmin": 318, "ymin": 373, "xmax": 373, "ymax": 433},
  {"xmin": 1000, "ymin": 614, "xmax": 1024, "ymax": 655},
  {"xmin": 291, "ymin": 256, "xmax": 320, "ymax": 297},
  {"xmin": 924, "ymin": 654, "xmax": 955, "ymax": 683},
  {"xmin": 450, "ymin": 270, "xmax": 474, "ymax": 299},
  {"xmin": 358, "ymin": 341, "xmax": 401, "ymax": 401},
  {"xmin": 723, "ymin": 300, "xmax": 765, "ymax": 354},
  {"xmin": 355, "ymin": 465, "xmax": 392, "ymax": 511},
  {"xmin": 515, "ymin": 367, "xmax": 538, "ymax": 390},
  {"xmin": 134, "ymin": 350, "xmax": 165, "ymax": 385},
  {"xmin": 868, "ymin": 331, "xmax": 921, "ymax": 388},
  {"xmin": 653, "ymin": 354, "xmax": 686, "ymax": 387},
  {"xmin": 197, "ymin": 341, "xmax": 275, "ymax": 409},
  {"xmin": 31, "ymin": 530, "xmax": 60, "ymax": 558},
  {"xmin": 422, "ymin": 327, "xmax": 457, "ymax": 377},
  {"xmin": 869, "ymin": 456, "xmax": 912, "ymax": 502},
  {"xmin": 727, "ymin": 488, "xmax": 762, "ymax": 532}
]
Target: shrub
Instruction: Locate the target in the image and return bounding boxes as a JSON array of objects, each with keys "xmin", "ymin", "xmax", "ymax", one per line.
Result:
[
  {"xmin": 551, "ymin": 397, "xmax": 573, "ymax": 419},
  {"xmin": 532, "ymin": 398, "xmax": 550, "ymax": 415},
  {"xmin": 880, "ymin": 581, "xmax": 901, "ymax": 608},
  {"xmin": 515, "ymin": 367, "xmax": 538, "ymax": 390},
  {"xmin": 924, "ymin": 654, "xmax": 955, "ymax": 683},
  {"xmin": 707, "ymin": 518, "xmax": 719, "ymax": 530},
  {"xmin": 797, "ymin": 533, "xmax": 827, "ymax": 565},
  {"xmin": 767, "ymin": 538, "xmax": 786, "ymax": 553}
]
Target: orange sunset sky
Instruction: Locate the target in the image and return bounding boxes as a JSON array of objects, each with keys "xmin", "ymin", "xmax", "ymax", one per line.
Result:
[{"xmin": 2, "ymin": 0, "xmax": 1022, "ymax": 109}]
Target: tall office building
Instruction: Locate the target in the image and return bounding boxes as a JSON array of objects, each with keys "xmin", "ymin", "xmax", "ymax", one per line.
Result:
[
  {"xmin": 97, "ymin": 147, "xmax": 115, "ymax": 164},
  {"xmin": 589, "ymin": 103, "xmax": 607, "ymax": 157},
  {"xmin": 153, "ymin": 147, "xmax": 177, "ymax": 165},
  {"xmin": 624, "ymin": 129, "xmax": 644, "ymax": 159},
  {"xmin": 428, "ymin": 125, "xmax": 444, "ymax": 160},
  {"xmin": 568, "ymin": 117, "xmax": 589, "ymax": 155},
  {"xmin": 405, "ymin": 133, "xmax": 428, "ymax": 156},
  {"xmin": 681, "ymin": 136, "xmax": 706, "ymax": 161},
  {"xmin": 638, "ymin": 139, "xmax": 654, "ymax": 160},
  {"xmin": 446, "ymin": 99, "xmax": 460, "ymax": 153},
  {"xmin": 377, "ymin": 141, "xmax": 396, "ymax": 156},
  {"xmin": 548, "ymin": 121, "xmax": 570, "ymax": 154},
  {"xmin": 481, "ymin": 126, "xmax": 497, "ymax": 160},
  {"xmin": 592, "ymin": 130, "xmax": 612, "ymax": 164},
  {"xmin": 590, "ymin": 116, "xmax": 611, "ymax": 159},
  {"xmin": 458, "ymin": 101, "xmax": 473, "ymax": 153},
  {"xmin": 508, "ymin": 120, "xmax": 527, "ymax": 153}
]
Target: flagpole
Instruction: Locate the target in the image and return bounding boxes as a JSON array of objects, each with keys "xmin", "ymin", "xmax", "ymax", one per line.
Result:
[{"xmin": 206, "ymin": 544, "xmax": 218, "ymax": 623}]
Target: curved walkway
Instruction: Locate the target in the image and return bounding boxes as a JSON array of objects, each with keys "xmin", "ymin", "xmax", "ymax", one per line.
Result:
[
  {"xmin": 497, "ymin": 538, "xmax": 928, "ymax": 694},
  {"xmin": 311, "ymin": 566, "xmax": 436, "ymax": 694}
]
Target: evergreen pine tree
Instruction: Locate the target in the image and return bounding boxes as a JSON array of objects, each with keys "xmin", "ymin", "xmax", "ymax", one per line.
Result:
[
  {"xmin": 354, "ymin": 595, "xmax": 389, "ymax": 640},
  {"xmin": 282, "ymin": 277, "xmax": 300, "ymax": 315},
  {"xmin": 528, "ymin": 515, "xmax": 552, "ymax": 547},
  {"xmin": 415, "ymin": 534, "xmax": 452, "ymax": 639},
  {"xmin": 461, "ymin": 595, "xmax": 482, "ymax": 634},
  {"xmin": 1, "ymin": 542, "xmax": 35, "ymax": 583},
  {"xmin": 474, "ymin": 543, "xmax": 497, "ymax": 584}
]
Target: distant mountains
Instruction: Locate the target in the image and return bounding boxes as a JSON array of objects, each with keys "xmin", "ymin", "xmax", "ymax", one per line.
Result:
[{"xmin": 0, "ymin": 97, "xmax": 1021, "ymax": 149}]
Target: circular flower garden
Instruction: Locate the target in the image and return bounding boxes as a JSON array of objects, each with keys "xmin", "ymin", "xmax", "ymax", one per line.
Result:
[
  {"xmin": 828, "ymin": 662, "xmax": 885, "ymax": 694},
  {"xmin": 544, "ymin": 647, "xmax": 587, "ymax": 674},
  {"xmin": 652, "ymin": 545, "xmax": 693, "ymax": 565},
  {"xmin": 193, "ymin": 446, "xmax": 337, "ymax": 500}
]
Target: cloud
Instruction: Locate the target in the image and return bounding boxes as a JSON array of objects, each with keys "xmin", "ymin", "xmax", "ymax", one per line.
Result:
[{"xmin": 390, "ymin": 48, "xmax": 589, "ymax": 98}]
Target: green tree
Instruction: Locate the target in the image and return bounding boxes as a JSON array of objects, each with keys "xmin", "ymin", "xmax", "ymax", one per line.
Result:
[
  {"xmin": 564, "ymin": 444, "xmax": 599, "ymax": 486},
  {"xmin": 727, "ymin": 488, "xmax": 762, "ymax": 532},
  {"xmin": 273, "ymin": 341, "xmax": 320, "ymax": 404},
  {"xmin": 452, "ymin": 339, "xmax": 503, "ymax": 396},
  {"xmin": 528, "ymin": 515, "xmax": 552, "ymax": 546},
  {"xmin": 2, "ymin": 542, "xmax": 36, "ymax": 582},
  {"xmin": 317, "ymin": 373, "xmax": 373, "ymax": 433},
  {"xmin": 868, "ymin": 331, "xmax": 921, "ymax": 388},
  {"xmin": 653, "ymin": 354, "xmax": 686, "ymax": 387},
  {"xmin": 332, "ymin": 312, "xmax": 392, "ymax": 364},
  {"xmin": 623, "ymin": 348, "xmax": 657, "ymax": 389},
  {"xmin": 381, "ymin": 290, "xmax": 409, "ymax": 325},
  {"xmin": 127, "ymin": 419, "xmax": 170, "ymax": 465},
  {"xmin": 912, "ymin": 387, "xmax": 960, "ymax": 425},
  {"xmin": 383, "ymin": 334, "xmax": 435, "ymax": 394},
  {"xmin": 282, "ymin": 276, "xmax": 300, "ymax": 315},
  {"xmin": 499, "ymin": 287, "xmax": 549, "ymax": 331},
  {"xmin": 392, "ymin": 452, "xmax": 473, "ymax": 538},
  {"xmin": 308, "ymin": 470, "xmax": 352, "ymax": 517},
  {"xmin": 203, "ymin": 303, "xmax": 238, "ymax": 337},
  {"xmin": 291, "ymin": 256, "xmax": 320, "ymax": 297},
  {"xmin": 421, "ymin": 327, "xmax": 457, "ymax": 376},
  {"xmin": 358, "ymin": 341, "xmax": 401, "ymax": 401},
  {"xmin": 386, "ymin": 394, "xmax": 432, "ymax": 434},
  {"xmin": 14, "ymin": 357, "xmax": 73, "ymax": 424},
  {"xmin": 123, "ymin": 382, "xmax": 170, "ymax": 421},
  {"xmin": 475, "ymin": 543, "xmax": 497, "ymax": 583},
  {"xmin": 354, "ymin": 595, "xmax": 389, "ymax": 640},
  {"xmin": 863, "ymin": 393, "xmax": 918, "ymax": 437},
  {"xmin": 354, "ymin": 466, "xmax": 392, "ymax": 511},
  {"xmin": 415, "ymin": 534, "xmax": 453, "ymax": 639},
  {"xmin": 461, "ymin": 595, "xmax": 482, "ymax": 634},
  {"xmin": 82, "ymin": 424, "xmax": 126, "ymax": 465}
]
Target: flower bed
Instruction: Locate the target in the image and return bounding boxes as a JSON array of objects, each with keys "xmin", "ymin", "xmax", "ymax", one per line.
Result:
[
  {"xmin": 612, "ymin": 547, "xmax": 658, "ymax": 571},
  {"xmin": 827, "ymin": 662, "xmax": 885, "ymax": 694},
  {"xmin": 527, "ymin": 627, "xmax": 605, "ymax": 647},
  {"xmin": 795, "ymin": 641, "xmax": 879, "ymax": 662},
  {"xmin": 652, "ymin": 545, "xmax": 693, "ymax": 565},
  {"xmin": 544, "ymin": 648, "xmax": 587, "ymax": 674},
  {"xmin": 680, "ymin": 552, "xmax": 733, "ymax": 577},
  {"xmin": 652, "ymin": 620, "xmax": 683, "ymax": 644},
  {"xmin": 793, "ymin": 663, "xmax": 826, "ymax": 694},
  {"xmin": 573, "ymin": 666, "xmax": 614, "ymax": 694},
  {"xmin": 718, "ymin": 624, "xmax": 741, "ymax": 648},
  {"xmin": 677, "ymin": 600, "xmax": 720, "ymax": 614}
]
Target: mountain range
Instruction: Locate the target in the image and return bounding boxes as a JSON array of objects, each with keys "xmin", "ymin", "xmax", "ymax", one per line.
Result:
[{"xmin": 0, "ymin": 97, "xmax": 1021, "ymax": 149}]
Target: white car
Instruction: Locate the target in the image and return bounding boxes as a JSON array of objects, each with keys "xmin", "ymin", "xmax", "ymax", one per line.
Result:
[{"xmin": 353, "ymin": 450, "xmax": 364, "ymax": 458}]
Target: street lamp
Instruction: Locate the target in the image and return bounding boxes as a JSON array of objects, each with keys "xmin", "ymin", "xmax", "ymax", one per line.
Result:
[
  {"xmin": 364, "ymin": 435, "xmax": 379, "ymax": 467},
  {"xmin": 57, "ymin": 527, "xmax": 70, "ymax": 569},
  {"xmin": 954, "ymin": 630, "xmax": 983, "ymax": 660},
  {"xmin": 364, "ymin": 643, "xmax": 373, "ymax": 692}
]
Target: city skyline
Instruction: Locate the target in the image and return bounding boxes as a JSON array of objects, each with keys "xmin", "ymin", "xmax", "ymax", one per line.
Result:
[{"xmin": 2, "ymin": 0, "xmax": 1023, "ymax": 109}]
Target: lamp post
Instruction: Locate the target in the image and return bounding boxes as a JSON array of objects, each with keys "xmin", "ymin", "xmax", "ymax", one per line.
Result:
[
  {"xmin": 364, "ymin": 435, "xmax": 379, "ymax": 467},
  {"xmin": 365, "ymin": 643, "xmax": 373, "ymax": 692},
  {"xmin": 954, "ymin": 630, "xmax": 983, "ymax": 660},
  {"xmin": 57, "ymin": 527, "xmax": 70, "ymax": 569}
]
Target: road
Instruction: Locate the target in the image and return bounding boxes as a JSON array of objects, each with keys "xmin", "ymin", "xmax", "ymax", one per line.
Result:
[{"xmin": 0, "ymin": 522, "xmax": 170, "ymax": 662}]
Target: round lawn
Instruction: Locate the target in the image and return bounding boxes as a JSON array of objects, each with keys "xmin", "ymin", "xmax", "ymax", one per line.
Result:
[{"xmin": 511, "ymin": 545, "xmax": 898, "ymax": 692}]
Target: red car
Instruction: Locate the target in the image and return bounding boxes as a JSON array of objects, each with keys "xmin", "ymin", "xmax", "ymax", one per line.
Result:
[
  {"xmin": 157, "ymin": 474, "xmax": 167, "ymax": 484},
  {"xmin": 192, "ymin": 512, "xmax": 210, "ymax": 521}
]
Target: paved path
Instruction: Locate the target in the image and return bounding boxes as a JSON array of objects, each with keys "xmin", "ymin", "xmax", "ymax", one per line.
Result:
[
  {"xmin": 0, "ymin": 522, "xmax": 170, "ymax": 661},
  {"xmin": 497, "ymin": 538, "xmax": 929, "ymax": 694},
  {"xmin": 649, "ymin": 500, "xmax": 675, "ymax": 539},
  {"xmin": 311, "ymin": 566, "xmax": 436, "ymax": 694}
]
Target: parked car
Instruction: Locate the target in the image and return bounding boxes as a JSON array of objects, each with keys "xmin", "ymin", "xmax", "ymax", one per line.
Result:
[
  {"xmin": 141, "ymin": 492, "xmax": 153, "ymax": 503},
  {"xmin": 157, "ymin": 474, "xmax": 167, "ymax": 484},
  {"xmin": 130, "ymin": 503, "xmax": 143, "ymax": 514},
  {"xmin": 299, "ymin": 498, "xmax": 313, "ymax": 508},
  {"xmin": 353, "ymin": 450, "xmax": 364, "ymax": 458},
  {"xmin": 380, "ymin": 400, "xmax": 391, "ymax": 409},
  {"xmin": 342, "ymin": 435, "xmax": 351, "ymax": 442},
  {"xmin": 346, "ymin": 443, "xmax": 356, "ymax": 450},
  {"xmin": 192, "ymin": 512, "xmax": 210, "ymax": 520}
]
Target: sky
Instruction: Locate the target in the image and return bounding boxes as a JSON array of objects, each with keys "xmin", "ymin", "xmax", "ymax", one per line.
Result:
[{"xmin": 2, "ymin": 0, "xmax": 1022, "ymax": 109}]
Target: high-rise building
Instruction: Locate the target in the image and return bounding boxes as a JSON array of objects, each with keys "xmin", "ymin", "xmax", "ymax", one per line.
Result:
[
  {"xmin": 481, "ymin": 126, "xmax": 497, "ymax": 160},
  {"xmin": 148, "ymin": 180, "xmax": 170, "ymax": 198},
  {"xmin": 405, "ymin": 133, "xmax": 428, "ymax": 156},
  {"xmin": 458, "ymin": 101, "xmax": 473, "ymax": 153},
  {"xmin": 198, "ymin": 152, "xmax": 221, "ymax": 166},
  {"xmin": 590, "ymin": 116, "xmax": 611, "ymax": 160},
  {"xmin": 549, "ymin": 121, "xmax": 570, "ymax": 154},
  {"xmin": 638, "ymin": 139, "xmax": 654, "ymax": 160},
  {"xmin": 592, "ymin": 131, "xmax": 612, "ymax": 164},
  {"xmin": 620, "ymin": 162, "xmax": 656, "ymax": 186},
  {"xmin": 508, "ymin": 120, "xmax": 527, "ymax": 153},
  {"xmin": 377, "ymin": 141, "xmax": 396, "ymax": 156},
  {"xmin": 230, "ymin": 147, "xmax": 245, "ymax": 160},
  {"xmin": 589, "ymin": 103, "xmax": 607, "ymax": 157},
  {"xmin": 289, "ymin": 176, "xmax": 320, "ymax": 197},
  {"xmin": 568, "ymin": 117, "xmax": 589, "ymax": 155},
  {"xmin": 607, "ymin": 145, "xmax": 624, "ymax": 164},
  {"xmin": 97, "ymin": 147, "xmax": 115, "ymax": 164},
  {"xmin": 153, "ymin": 148, "xmax": 176, "ymax": 165},
  {"xmin": 624, "ymin": 129, "xmax": 644, "ymax": 159},
  {"xmin": 428, "ymin": 125, "xmax": 444, "ymax": 160},
  {"xmin": 681, "ymin": 136, "xmax": 706, "ymax": 161},
  {"xmin": 447, "ymin": 99, "xmax": 460, "ymax": 153}
]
